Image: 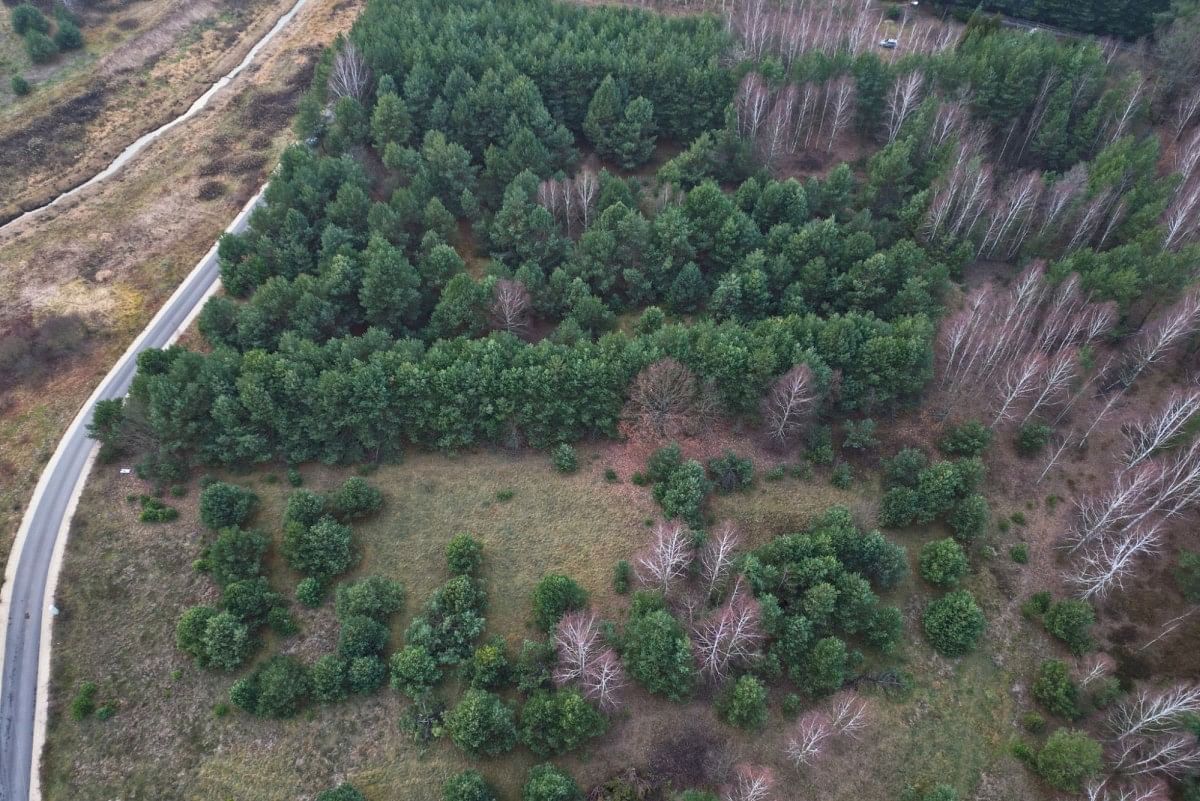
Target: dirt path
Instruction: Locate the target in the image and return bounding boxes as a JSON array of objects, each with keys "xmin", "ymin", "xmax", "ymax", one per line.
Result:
[
  {"xmin": 0, "ymin": 0, "xmax": 363, "ymax": 575},
  {"xmin": 0, "ymin": 0, "xmax": 299, "ymax": 223}
]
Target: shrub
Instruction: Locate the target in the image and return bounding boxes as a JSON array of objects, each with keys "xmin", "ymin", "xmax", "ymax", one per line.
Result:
[
  {"xmin": 717, "ymin": 675, "xmax": 768, "ymax": 729},
  {"xmin": 706, "ymin": 451, "xmax": 753, "ymax": 493},
  {"xmin": 309, "ymin": 655, "xmax": 349, "ymax": 703},
  {"xmin": 198, "ymin": 482, "xmax": 258, "ymax": 530},
  {"xmin": 514, "ymin": 639, "xmax": 556, "ymax": 692},
  {"xmin": 1043, "ymin": 599, "xmax": 1094, "ymax": 655},
  {"xmin": 885, "ymin": 448, "xmax": 928, "ymax": 487},
  {"xmin": 1035, "ymin": 729, "xmax": 1103, "ymax": 791},
  {"xmin": 335, "ymin": 575, "xmax": 405, "ymax": 621},
  {"xmin": 54, "ymin": 18, "xmax": 82, "ymax": 50},
  {"xmin": 1010, "ymin": 543, "xmax": 1029, "ymax": 564},
  {"xmin": 11, "ymin": 3, "xmax": 49, "ymax": 34},
  {"xmin": 176, "ymin": 606, "xmax": 218, "ymax": 664},
  {"xmin": 138, "ymin": 496, "xmax": 177, "ymax": 522},
  {"xmin": 879, "ymin": 487, "xmax": 921, "ymax": 528},
  {"xmin": 284, "ymin": 489, "xmax": 326, "ymax": 526},
  {"xmin": 613, "ymin": 560, "xmax": 632, "ymax": 594},
  {"xmin": 405, "ymin": 575, "xmax": 487, "ymax": 665},
  {"xmin": 390, "ymin": 644, "xmax": 442, "ymax": 698},
  {"xmin": 316, "ymin": 784, "xmax": 367, "ymax": 801},
  {"xmin": 948, "ymin": 494, "xmax": 989, "ymax": 542},
  {"xmin": 646, "ymin": 443, "xmax": 683, "ymax": 483},
  {"xmin": 843, "ymin": 418, "xmax": 879, "ymax": 451},
  {"xmin": 653, "ymin": 459, "xmax": 710, "ymax": 526},
  {"xmin": 338, "ymin": 614, "xmax": 389, "ymax": 658},
  {"xmin": 923, "ymin": 590, "xmax": 986, "ymax": 657},
  {"xmin": 552, "ymin": 443, "xmax": 578, "ymax": 473},
  {"xmin": 781, "ymin": 692, "xmax": 801, "ymax": 716},
  {"xmin": 329, "ymin": 477, "xmax": 382, "ymax": 519},
  {"xmin": 604, "ymin": 468, "xmax": 618, "ymax": 482},
  {"xmin": 464, "ymin": 640, "xmax": 510, "ymax": 690},
  {"xmin": 523, "ymin": 764, "xmax": 583, "ymax": 801},
  {"xmin": 519, "ymin": 689, "xmax": 607, "ymax": 755},
  {"xmin": 797, "ymin": 636, "xmax": 848, "ymax": 696},
  {"xmin": 830, "ymin": 462, "xmax": 853, "ymax": 489},
  {"xmin": 1033, "ymin": 660, "xmax": 1080, "ymax": 719},
  {"xmin": 283, "ymin": 516, "xmax": 356, "ymax": 580},
  {"xmin": 1021, "ymin": 591, "xmax": 1052, "ymax": 618},
  {"xmin": 229, "ymin": 655, "xmax": 309, "ymax": 718},
  {"xmin": 12, "ymin": 75, "xmax": 31, "ymax": 96},
  {"xmin": 444, "ymin": 770, "xmax": 497, "ymax": 801},
  {"xmin": 1016, "ymin": 422, "xmax": 1052, "ymax": 456},
  {"xmin": 347, "ymin": 655, "xmax": 388, "ymax": 694},
  {"xmin": 95, "ymin": 703, "xmax": 116, "ymax": 721},
  {"xmin": 531, "ymin": 573, "xmax": 588, "ymax": 630},
  {"xmin": 203, "ymin": 611, "xmax": 252, "ymax": 670},
  {"xmin": 446, "ymin": 533, "xmax": 483, "ymax": 575},
  {"xmin": 622, "ymin": 608, "xmax": 696, "ymax": 699},
  {"xmin": 1175, "ymin": 550, "xmax": 1200, "ymax": 603},
  {"xmin": 938, "ymin": 421, "xmax": 992, "ymax": 457},
  {"xmin": 222, "ymin": 577, "xmax": 279, "ymax": 625},
  {"xmin": 1021, "ymin": 711, "xmax": 1046, "ymax": 733},
  {"xmin": 444, "ymin": 689, "xmax": 517, "ymax": 757},
  {"xmin": 296, "ymin": 577, "xmax": 325, "ymax": 607},
  {"xmin": 286, "ymin": 467, "xmax": 303, "ymax": 486},
  {"xmin": 207, "ymin": 526, "xmax": 268, "ymax": 587},
  {"xmin": 919, "ymin": 539, "xmax": 969, "ymax": 588},
  {"xmin": 70, "ymin": 681, "xmax": 97, "ymax": 720},
  {"xmin": 799, "ymin": 425, "xmax": 830, "ymax": 465}
]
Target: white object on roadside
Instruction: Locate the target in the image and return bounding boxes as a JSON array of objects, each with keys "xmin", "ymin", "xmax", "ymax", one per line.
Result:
[{"xmin": 119, "ymin": 468, "xmax": 132, "ymax": 475}]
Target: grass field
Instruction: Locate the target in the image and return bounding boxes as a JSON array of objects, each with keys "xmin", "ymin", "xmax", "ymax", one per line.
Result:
[{"xmin": 43, "ymin": 443, "xmax": 1054, "ymax": 801}]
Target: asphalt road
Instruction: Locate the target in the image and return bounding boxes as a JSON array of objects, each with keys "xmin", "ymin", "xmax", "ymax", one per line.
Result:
[{"xmin": 0, "ymin": 187, "xmax": 264, "ymax": 801}]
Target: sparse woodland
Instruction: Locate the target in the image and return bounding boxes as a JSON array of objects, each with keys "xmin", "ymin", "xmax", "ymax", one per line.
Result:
[{"xmin": 70, "ymin": 0, "xmax": 1200, "ymax": 799}]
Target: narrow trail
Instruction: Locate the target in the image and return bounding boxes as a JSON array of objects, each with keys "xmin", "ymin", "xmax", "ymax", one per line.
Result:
[{"xmin": 0, "ymin": 0, "xmax": 309, "ymax": 236}]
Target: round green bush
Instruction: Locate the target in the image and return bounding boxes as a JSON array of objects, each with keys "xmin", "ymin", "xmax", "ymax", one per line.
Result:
[
  {"xmin": 518, "ymin": 689, "xmax": 606, "ymax": 755},
  {"xmin": 531, "ymin": 573, "xmax": 587, "ymax": 631},
  {"xmin": 923, "ymin": 590, "xmax": 986, "ymax": 657},
  {"xmin": 622, "ymin": 608, "xmax": 696, "ymax": 699},
  {"xmin": 446, "ymin": 532, "xmax": 483, "ymax": 575},
  {"xmin": 938, "ymin": 421, "xmax": 992, "ymax": 457},
  {"xmin": 309, "ymin": 654, "xmax": 349, "ymax": 703},
  {"xmin": 444, "ymin": 770, "xmax": 497, "ymax": 801},
  {"xmin": 175, "ymin": 605, "xmax": 217, "ymax": 664},
  {"xmin": 329, "ymin": 476, "xmax": 382, "ymax": 519},
  {"xmin": 948, "ymin": 494, "xmax": 989, "ymax": 542},
  {"xmin": 198, "ymin": 482, "xmax": 259, "ymax": 530},
  {"xmin": 283, "ymin": 516, "xmax": 356, "ymax": 580},
  {"xmin": 1016, "ymin": 422, "xmax": 1053, "ymax": 456},
  {"xmin": 1043, "ymin": 599, "xmax": 1094, "ymax": 655},
  {"xmin": 552, "ymin": 443, "xmax": 578, "ymax": 473},
  {"xmin": 334, "ymin": 575, "xmax": 405, "ymax": 621},
  {"xmin": 919, "ymin": 538, "xmax": 969, "ymax": 587},
  {"xmin": 523, "ymin": 763, "xmax": 583, "ymax": 801},
  {"xmin": 296, "ymin": 577, "xmax": 325, "ymax": 607},
  {"xmin": 316, "ymin": 783, "xmax": 367, "ymax": 801},
  {"xmin": 337, "ymin": 614, "xmax": 389, "ymax": 658},
  {"xmin": 1032, "ymin": 659, "xmax": 1080, "ymax": 719},
  {"xmin": 54, "ymin": 19, "xmax": 82, "ymax": 50},
  {"xmin": 202, "ymin": 611, "xmax": 251, "ymax": 670},
  {"xmin": 11, "ymin": 3, "xmax": 49, "ymax": 35},
  {"xmin": 1035, "ymin": 729, "xmax": 1103, "ymax": 791},
  {"xmin": 717, "ymin": 674, "xmax": 768, "ymax": 729},
  {"xmin": 11, "ymin": 75, "xmax": 31, "ymax": 96},
  {"xmin": 347, "ymin": 655, "xmax": 388, "ymax": 694},
  {"xmin": 390, "ymin": 644, "xmax": 441, "ymax": 698},
  {"xmin": 207, "ymin": 526, "xmax": 267, "ymax": 587},
  {"xmin": 444, "ymin": 689, "xmax": 517, "ymax": 757},
  {"xmin": 464, "ymin": 641, "xmax": 510, "ymax": 689}
]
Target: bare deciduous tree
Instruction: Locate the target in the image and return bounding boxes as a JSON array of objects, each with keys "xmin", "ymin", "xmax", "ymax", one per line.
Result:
[
  {"xmin": 885, "ymin": 70, "xmax": 925, "ymax": 143},
  {"xmin": 635, "ymin": 520, "xmax": 692, "ymax": 595},
  {"xmin": 723, "ymin": 764, "xmax": 774, "ymax": 801},
  {"xmin": 1077, "ymin": 653, "xmax": 1116, "ymax": 688},
  {"xmin": 1110, "ymin": 685, "xmax": 1200, "ymax": 741},
  {"xmin": 490, "ymin": 279, "xmax": 531, "ymax": 335},
  {"xmin": 581, "ymin": 648, "xmax": 627, "ymax": 712},
  {"xmin": 1123, "ymin": 388, "xmax": 1200, "ymax": 468},
  {"xmin": 785, "ymin": 712, "xmax": 833, "ymax": 767},
  {"xmin": 329, "ymin": 41, "xmax": 370, "ymax": 100},
  {"xmin": 826, "ymin": 692, "xmax": 870, "ymax": 738},
  {"xmin": 700, "ymin": 521, "xmax": 742, "ymax": 598},
  {"xmin": 1067, "ymin": 522, "xmax": 1162, "ymax": 599},
  {"xmin": 762, "ymin": 364, "xmax": 817, "ymax": 447},
  {"xmin": 625, "ymin": 358, "xmax": 716, "ymax": 440},
  {"xmin": 553, "ymin": 610, "xmax": 601, "ymax": 686},
  {"xmin": 692, "ymin": 583, "xmax": 764, "ymax": 679}
]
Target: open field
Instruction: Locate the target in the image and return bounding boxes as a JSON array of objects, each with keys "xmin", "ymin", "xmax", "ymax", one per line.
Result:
[
  {"xmin": 0, "ymin": 0, "xmax": 361, "ymax": 577},
  {"xmin": 0, "ymin": 0, "xmax": 300, "ymax": 221},
  {"xmin": 42, "ymin": 442, "xmax": 1059, "ymax": 801}
]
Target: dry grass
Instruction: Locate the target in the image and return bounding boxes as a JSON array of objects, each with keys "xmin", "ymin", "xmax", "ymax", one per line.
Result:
[
  {"xmin": 0, "ymin": 0, "xmax": 361, "ymax": 576},
  {"xmin": 44, "ymin": 444, "xmax": 1052, "ymax": 801}
]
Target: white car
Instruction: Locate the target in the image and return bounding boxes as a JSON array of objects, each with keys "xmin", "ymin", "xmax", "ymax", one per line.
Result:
[{"xmin": 879, "ymin": 38, "xmax": 898, "ymax": 49}]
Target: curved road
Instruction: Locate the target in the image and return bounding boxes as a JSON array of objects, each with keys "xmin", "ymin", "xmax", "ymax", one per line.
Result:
[{"xmin": 0, "ymin": 187, "xmax": 263, "ymax": 801}]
